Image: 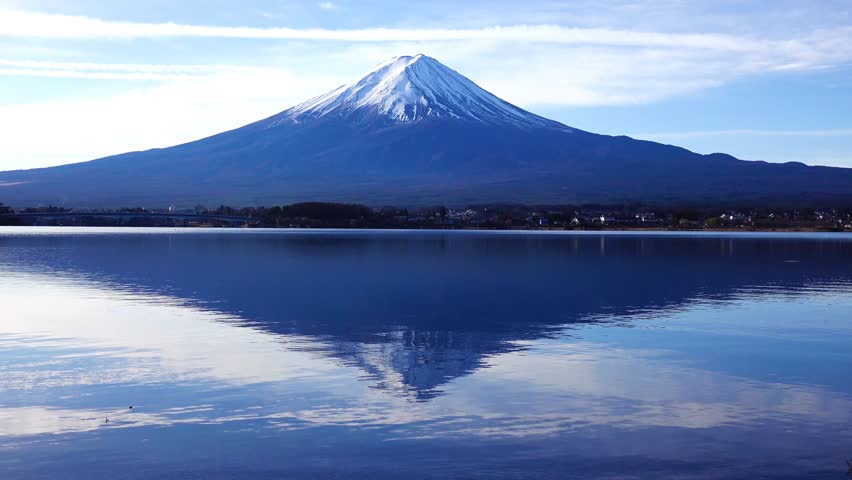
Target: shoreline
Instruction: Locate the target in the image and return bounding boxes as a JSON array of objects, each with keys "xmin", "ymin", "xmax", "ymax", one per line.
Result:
[{"xmin": 1, "ymin": 225, "xmax": 851, "ymax": 235}]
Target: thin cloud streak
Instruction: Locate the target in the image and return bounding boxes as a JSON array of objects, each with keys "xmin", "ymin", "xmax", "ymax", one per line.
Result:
[
  {"xmin": 0, "ymin": 69, "xmax": 344, "ymax": 170},
  {"xmin": 0, "ymin": 68, "xmax": 192, "ymax": 81},
  {"xmin": 0, "ymin": 59, "xmax": 262, "ymax": 73},
  {"xmin": 0, "ymin": 59, "xmax": 278, "ymax": 81},
  {"xmin": 635, "ymin": 129, "xmax": 852, "ymax": 139},
  {"xmin": 0, "ymin": 9, "xmax": 780, "ymax": 51}
]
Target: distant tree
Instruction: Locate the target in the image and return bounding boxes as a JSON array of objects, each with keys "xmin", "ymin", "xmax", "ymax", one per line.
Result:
[
  {"xmin": 672, "ymin": 208, "xmax": 702, "ymax": 221},
  {"xmin": 0, "ymin": 203, "xmax": 12, "ymax": 215},
  {"xmin": 282, "ymin": 202, "xmax": 371, "ymax": 221},
  {"xmin": 704, "ymin": 217, "xmax": 722, "ymax": 228},
  {"xmin": 215, "ymin": 205, "xmax": 237, "ymax": 216},
  {"xmin": 23, "ymin": 205, "xmax": 70, "ymax": 213},
  {"xmin": 118, "ymin": 207, "xmax": 147, "ymax": 213}
]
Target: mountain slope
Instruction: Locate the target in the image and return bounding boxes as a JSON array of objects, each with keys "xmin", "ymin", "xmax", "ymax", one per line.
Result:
[{"xmin": 0, "ymin": 54, "xmax": 851, "ymax": 208}]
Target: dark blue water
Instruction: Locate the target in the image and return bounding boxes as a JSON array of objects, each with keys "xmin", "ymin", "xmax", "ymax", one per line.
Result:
[{"xmin": 1, "ymin": 228, "xmax": 851, "ymax": 479}]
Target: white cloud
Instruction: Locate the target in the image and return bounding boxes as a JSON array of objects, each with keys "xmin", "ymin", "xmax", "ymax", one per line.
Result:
[
  {"xmin": 0, "ymin": 7, "xmax": 848, "ymax": 72},
  {"xmin": 0, "ymin": 67, "xmax": 189, "ymax": 80},
  {"xmin": 318, "ymin": 2, "xmax": 338, "ymax": 11},
  {"xmin": 0, "ymin": 8, "xmax": 811, "ymax": 52},
  {"xmin": 0, "ymin": 69, "xmax": 342, "ymax": 170},
  {"xmin": 0, "ymin": 59, "xmax": 278, "ymax": 81},
  {"xmin": 0, "ymin": 59, "xmax": 250, "ymax": 73},
  {"xmin": 310, "ymin": 41, "xmax": 795, "ymax": 107},
  {"xmin": 632, "ymin": 129, "xmax": 852, "ymax": 139}
]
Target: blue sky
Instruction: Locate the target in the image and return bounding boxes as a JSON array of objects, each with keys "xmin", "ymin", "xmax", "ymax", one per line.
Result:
[{"xmin": 0, "ymin": 0, "xmax": 851, "ymax": 169}]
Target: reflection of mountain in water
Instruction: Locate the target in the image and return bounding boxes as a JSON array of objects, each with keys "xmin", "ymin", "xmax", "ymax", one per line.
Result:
[
  {"xmin": 331, "ymin": 329, "xmax": 500, "ymax": 401},
  {"xmin": 1, "ymin": 231, "xmax": 851, "ymax": 400}
]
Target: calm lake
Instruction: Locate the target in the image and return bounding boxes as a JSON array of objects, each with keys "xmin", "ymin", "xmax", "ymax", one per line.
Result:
[{"xmin": 1, "ymin": 228, "xmax": 851, "ymax": 479}]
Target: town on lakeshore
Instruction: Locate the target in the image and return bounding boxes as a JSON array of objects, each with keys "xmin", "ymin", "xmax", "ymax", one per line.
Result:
[{"xmin": 2, "ymin": 202, "xmax": 851, "ymax": 231}]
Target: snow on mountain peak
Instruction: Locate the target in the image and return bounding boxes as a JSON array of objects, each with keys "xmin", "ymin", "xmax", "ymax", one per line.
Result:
[{"xmin": 269, "ymin": 54, "xmax": 569, "ymax": 129}]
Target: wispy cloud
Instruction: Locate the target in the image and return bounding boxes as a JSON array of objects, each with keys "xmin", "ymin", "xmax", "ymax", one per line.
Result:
[
  {"xmin": 633, "ymin": 129, "xmax": 852, "ymax": 139},
  {"xmin": 0, "ymin": 9, "xmax": 790, "ymax": 51},
  {"xmin": 0, "ymin": 67, "xmax": 188, "ymax": 81},
  {"xmin": 0, "ymin": 8, "xmax": 848, "ymax": 104},
  {"xmin": 0, "ymin": 69, "xmax": 343, "ymax": 169},
  {"xmin": 0, "ymin": 59, "xmax": 273, "ymax": 81},
  {"xmin": 318, "ymin": 2, "xmax": 338, "ymax": 11},
  {"xmin": 0, "ymin": 8, "xmax": 848, "ymax": 79}
]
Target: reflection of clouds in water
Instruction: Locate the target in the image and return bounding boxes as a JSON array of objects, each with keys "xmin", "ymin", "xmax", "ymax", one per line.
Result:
[
  {"xmin": 0, "ymin": 270, "xmax": 516, "ymax": 402},
  {"xmin": 0, "ymin": 405, "xmax": 230, "ymax": 438},
  {"xmin": 3, "ymin": 332, "xmax": 851, "ymax": 441},
  {"xmin": 0, "ymin": 274, "xmax": 352, "ymax": 389},
  {"xmin": 0, "ymin": 407, "xmax": 164, "ymax": 437},
  {"xmin": 5, "ymin": 374, "xmax": 850, "ymax": 441},
  {"xmin": 451, "ymin": 340, "xmax": 852, "ymax": 434},
  {"xmin": 1, "ymin": 261, "xmax": 851, "ymax": 451}
]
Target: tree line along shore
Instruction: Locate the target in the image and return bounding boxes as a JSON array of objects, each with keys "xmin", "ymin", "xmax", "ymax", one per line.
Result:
[{"xmin": 1, "ymin": 202, "xmax": 852, "ymax": 231}]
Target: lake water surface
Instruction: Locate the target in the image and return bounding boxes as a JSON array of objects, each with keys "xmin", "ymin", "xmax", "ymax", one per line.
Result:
[{"xmin": 1, "ymin": 228, "xmax": 851, "ymax": 479}]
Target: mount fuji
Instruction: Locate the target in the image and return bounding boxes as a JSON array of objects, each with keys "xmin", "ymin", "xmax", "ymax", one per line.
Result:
[
  {"xmin": 273, "ymin": 54, "xmax": 567, "ymax": 129},
  {"xmin": 1, "ymin": 54, "xmax": 851, "ymax": 207}
]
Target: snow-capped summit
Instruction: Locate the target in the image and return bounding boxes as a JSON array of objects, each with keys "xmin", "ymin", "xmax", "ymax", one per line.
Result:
[{"xmin": 267, "ymin": 54, "xmax": 568, "ymax": 129}]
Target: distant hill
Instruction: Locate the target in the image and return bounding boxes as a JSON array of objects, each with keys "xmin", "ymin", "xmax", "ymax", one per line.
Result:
[{"xmin": 1, "ymin": 54, "xmax": 850, "ymax": 208}]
